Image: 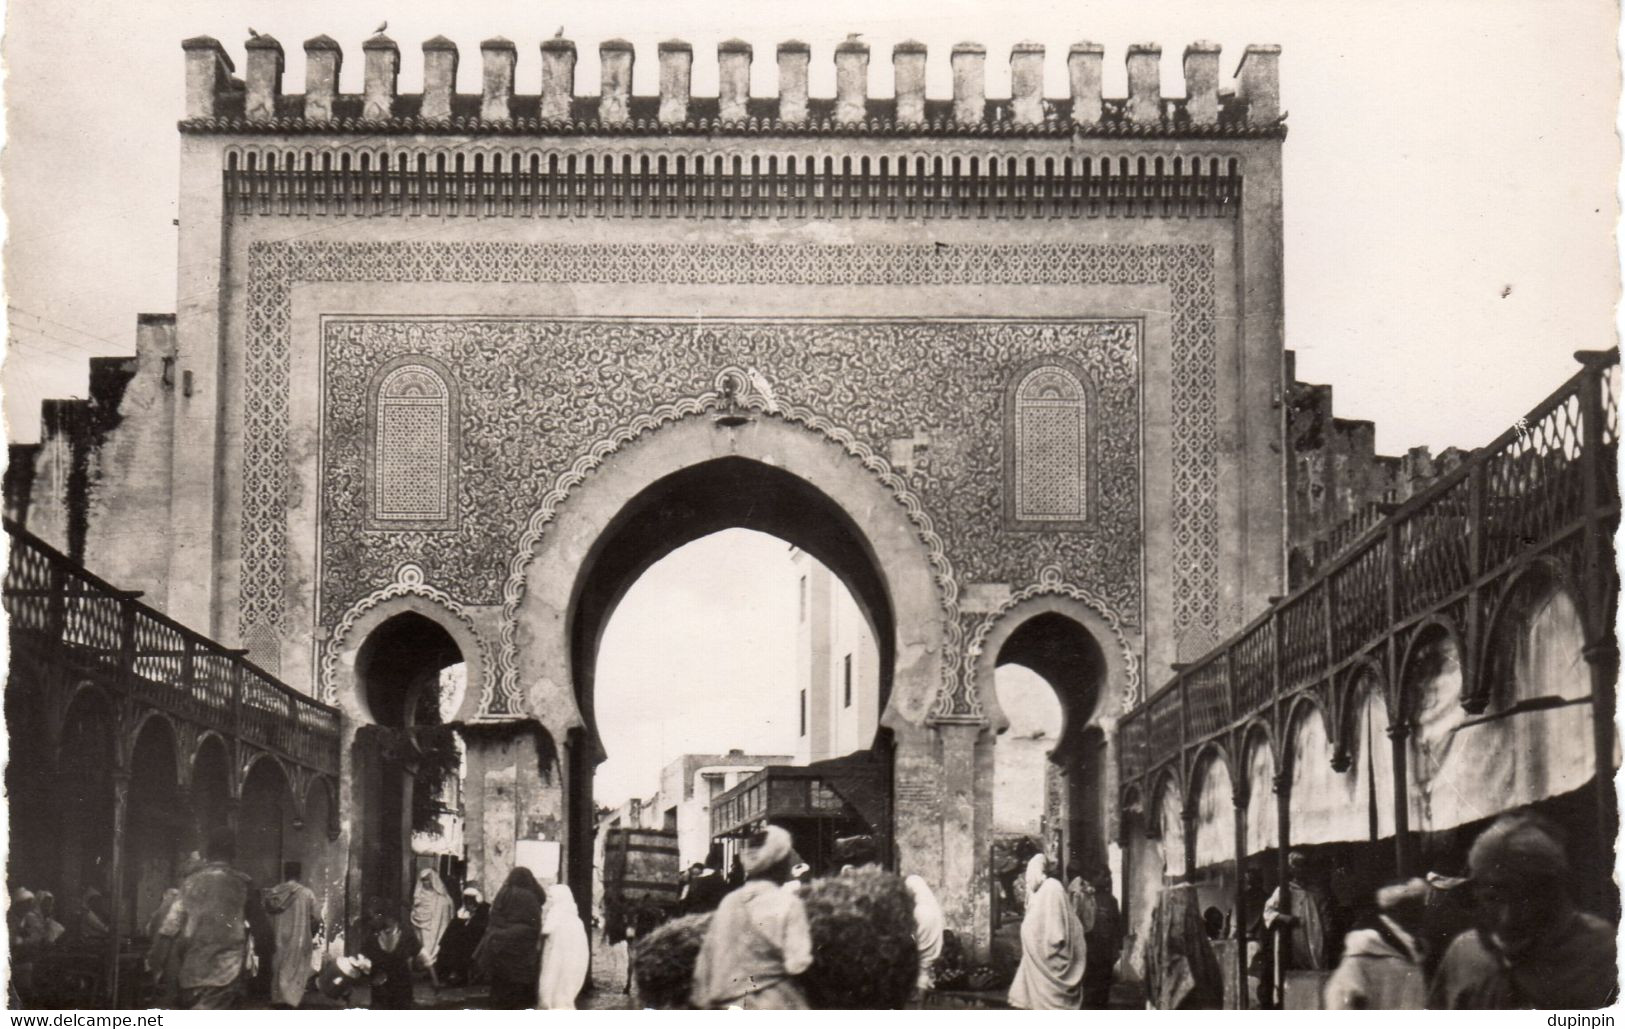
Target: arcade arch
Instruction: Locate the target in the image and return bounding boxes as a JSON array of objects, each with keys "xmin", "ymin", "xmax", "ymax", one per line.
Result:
[
  {"xmin": 126, "ymin": 716, "xmax": 184, "ymax": 929},
  {"xmin": 1190, "ymin": 746, "xmax": 1237, "ymax": 920},
  {"xmin": 56, "ymin": 690, "xmax": 116, "ymax": 918}
]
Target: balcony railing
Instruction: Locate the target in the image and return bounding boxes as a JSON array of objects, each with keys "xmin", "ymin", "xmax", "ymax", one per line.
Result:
[
  {"xmin": 3, "ymin": 520, "xmax": 340, "ymax": 776},
  {"xmin": 1119, "ymin": 349, "xmax": 1620, "ymax": 790}
]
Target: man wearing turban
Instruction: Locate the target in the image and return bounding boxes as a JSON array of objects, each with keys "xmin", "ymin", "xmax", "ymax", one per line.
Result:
[
  {"xmin": 1429, "ymin": 812, "xmax": 1617, "ymax": 1008},
  {"xmin": 1263, "ymin": 850, "xmax": 1333, "ymax": 971},
  {"xmin": 1324, "ymin": 878, "xmax": 1428, "ymax": 1009},
  {"xmin": 691, "ymin": 825, "xmax": 813, "ymax": 1009}
]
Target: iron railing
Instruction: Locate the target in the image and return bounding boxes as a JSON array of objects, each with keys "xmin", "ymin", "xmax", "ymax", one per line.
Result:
[
  {"xmin": 3, "ymin": 520, "xmax": 340, "ymax": 776},
  {"xmin": 1118, "ymin": 349, "xmax": 1620, "ymax": 790}
]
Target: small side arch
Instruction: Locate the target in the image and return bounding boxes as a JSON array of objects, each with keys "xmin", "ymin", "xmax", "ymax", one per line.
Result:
[
  {"xmin": 325, "ymin": 587, "xmax": 488, "ymax": 724},
  {"xmin": 1240, "ymin": 718, "xmax": 1278, "ymax": 783},
  {"xmin": 1479, "ymin": 558, "xmax": 1585, "ymax": 710},
  {"xmin": 128, "ymin": 710, "xmax": 185, "ymax": 787},
  {"xmin": 1332, "ymin": 658, "xmax": 1387, "ymax": 772},
  {"xmin": 1280, "ymin": 690, "xmax": 1332, "ymax": 774},
  {"xmin": 1239, "ymin": 723, "xmax": 1280, "ymax": 853},
  {"xmin": 1188, "ymin": 739, "xmax": 1236, "ymax": 805},
  {"xmin": 975, "ymin": 595, "xmax": 1121, "ymax": 751},
  {"xmin": 305, "ymin": 775, "xmax": 340, "ymax": 841},
  {"xmin": 1396, "ymin": 612, "xmax": 1465, "ymax": 724}
]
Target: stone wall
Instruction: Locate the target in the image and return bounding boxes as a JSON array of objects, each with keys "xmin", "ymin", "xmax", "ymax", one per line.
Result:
[
  {"xmin": 6, "ymin": 315, "xmax": 179, "ymax": 603},
  {"xmin": 461, "ymin": 725, "xmax": 564, "ymax": 892},
  {"xmin": 1284, "ymin": 349, "xmax": 1470, "ymax": 586}
]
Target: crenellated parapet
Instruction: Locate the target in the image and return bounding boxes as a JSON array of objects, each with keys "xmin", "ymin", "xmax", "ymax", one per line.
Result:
[{"xmin": 181, "ymin": 33, "xmax": 1284, "ymax": 137}]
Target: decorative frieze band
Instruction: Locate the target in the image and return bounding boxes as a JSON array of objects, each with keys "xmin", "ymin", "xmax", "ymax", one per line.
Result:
[{"xmin": 222, "ymin": 146, "xmax": 1242, "ymax": 222}]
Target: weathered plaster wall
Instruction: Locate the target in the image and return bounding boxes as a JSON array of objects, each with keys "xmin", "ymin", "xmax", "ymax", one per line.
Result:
[
  {"xmin": 462, "ymin": 727, "xmax": 563, "ymax": 892},
  {"xmin": 82, "ymin": 317, "xmax": 180, "ymax": 599},
  {"xmin": 11, "ymin": 315, "xmax": 179, "ymax": 601}
]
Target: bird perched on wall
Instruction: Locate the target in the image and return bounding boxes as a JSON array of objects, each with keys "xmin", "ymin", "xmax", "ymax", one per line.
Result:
[
  {"xmin": 372, "ymin": 21, "xmax": 388, "ymax": 36},
  {"xmin": 746, "ymin": 368, "xmax": 778, "ymax": 413}
]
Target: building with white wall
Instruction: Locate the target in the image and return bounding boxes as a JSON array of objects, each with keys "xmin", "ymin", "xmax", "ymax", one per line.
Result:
[{"xmin": 793, "ymin": 549, "xmax": 880, "ymax": 765}]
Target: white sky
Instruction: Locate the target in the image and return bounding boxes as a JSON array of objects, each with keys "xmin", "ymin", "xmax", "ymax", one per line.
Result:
[
  {"xmin": 594, "ymin": 529, "xmax": 804, "ymax": 802},
  {"xmin": 3, "ymin": 0, "xmax": 1619, "ymax": 451},
  {"xmin": 2, "ymin": 2, "xmax": 1619, "ymax": 800}
]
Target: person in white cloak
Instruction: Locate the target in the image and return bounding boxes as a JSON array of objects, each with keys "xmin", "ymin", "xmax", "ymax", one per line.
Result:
[
  {"xmin": 537, "ymin": 884, "xmax": 590, "ymax": 1009},
  {"xmin": 829, "ymin": 833, "xmax": 945, "ymax": 995},
  {"xmin": 905, "ymin": 875, "xmax": 944, "ymax": 996},
  {"xmin": 410, "ymin": 868, "xmax": 454, "ymax": 989},
  {"xmin": 1007, "ymin": 852, "xmax": 1087, "ymax": 1010}
]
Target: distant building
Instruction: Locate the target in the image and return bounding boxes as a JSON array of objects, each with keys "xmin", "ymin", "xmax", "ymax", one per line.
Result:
[
  {"xmin": 793, "ymin": 549, "xmax": 880, "ymax": 765},
  {"xmin": 595, "ymin": 750, "xmax": 795, "ymax": 870}
]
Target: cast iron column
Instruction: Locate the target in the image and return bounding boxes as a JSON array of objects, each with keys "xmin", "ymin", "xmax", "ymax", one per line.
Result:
[
  {"xmin": 1388, "ymin": 723, "xmax": 1411, "ymax": 876},
  {"xmin": 1272, "ymin": 771, "xmax": 1291, "ymax": 1009},
  {"xmin": 1576, "ymin": 352, "xmax": 1619, "ymax": 853},
  {"xmin": 107, "ymin": 769, "xmax": 131, "ymax": 1006},
  {"xmin": 1233, "ymin": 790, "xmax": 1249, "ymax": 1009}
]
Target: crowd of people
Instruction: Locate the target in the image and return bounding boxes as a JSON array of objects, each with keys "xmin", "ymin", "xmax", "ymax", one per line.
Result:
[
  {"xmin": 629, "ymin": 829, "xmax": 944, "ymax": 1009},
  {"xmin": 8, "ymin": 823, "xmax": 588, "ymax": 1011},
  {"xmin": 13, "ymin": 806, "xmax": 1614, "ymax": 1011},
  {"xmin": 335, "ymin": 865, "xmax": 590, "ymax": 1009},
  {"xmin": 1136, "ymin": 810, "xmax": 1617, "ymax": 1010}
]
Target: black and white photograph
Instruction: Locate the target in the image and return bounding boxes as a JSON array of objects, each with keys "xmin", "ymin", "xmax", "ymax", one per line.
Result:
[{"xmin": 1, "ymin": 0, "xmax": 1619, "ymax": 1013}]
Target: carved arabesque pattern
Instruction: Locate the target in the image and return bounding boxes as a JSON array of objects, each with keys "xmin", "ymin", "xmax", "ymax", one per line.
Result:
[
  {"xmin": 320, "ymin": 322, "xmax": 1141, "ymax": 718},
  {"xmin": 241, "ymin": 242, "xmax": 1219, "ymax": 704}
]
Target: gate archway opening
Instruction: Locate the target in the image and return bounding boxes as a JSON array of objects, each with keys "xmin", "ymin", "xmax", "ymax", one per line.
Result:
[
  {"xmin": 568, "ymin": 455, "xmax": 897, "ymax": 917},
  {"xmin": 352, "ymin": 612, "xmax": 466, "ymax": 909},
  {"xmin": 989, "ymin": 611, "xmax": 1107, "ymax": 890}
]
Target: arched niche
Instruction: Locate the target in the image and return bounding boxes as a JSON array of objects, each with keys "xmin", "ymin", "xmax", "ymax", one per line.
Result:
[
  {"xmin": 1340, "ymin": 675, "xmax": 1394, "ymax": 841},
  {"xmin": 1411, "ymin": 571, "xmax": 1598, "ymax": 837}
]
